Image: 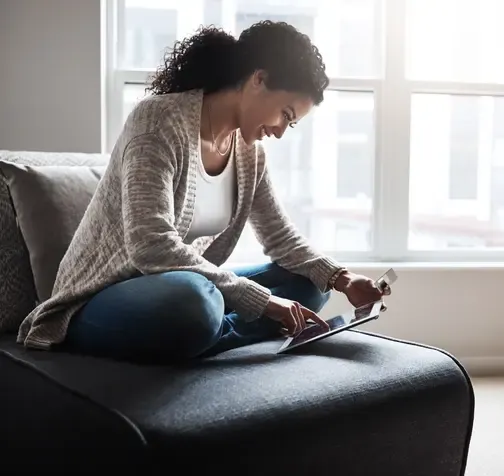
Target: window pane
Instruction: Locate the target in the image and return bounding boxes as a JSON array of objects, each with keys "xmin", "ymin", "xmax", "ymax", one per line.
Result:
[
  {"xmin": 407, "ymin": 0, "xmax": 504, "ymax": 83},
  {"xmin": 409, "ymin": 94, "xmax": 504, "ymax": 250},
  {"xmin": 123, "ymin": 0, "xmax": 180, "ymax": 69},
  {"xmin": 122, "ymin": 84, "xmax": 149, "ymax": 123},
  {"xmin": 235, "ymin": 0, "xmax": 382, "ymax": 78},
  {"xmin": 228, "ymin": 91, "xmax": 375, "ymax": 263},
  {"xmin": 122, "ymin": 0, "xmax": 383, "ymax": 78}
]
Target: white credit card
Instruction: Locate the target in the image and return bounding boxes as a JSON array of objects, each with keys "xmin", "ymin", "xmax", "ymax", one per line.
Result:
[{"xmin": 375, "ymin": 268, "xmax": 398, "ymax": 291}]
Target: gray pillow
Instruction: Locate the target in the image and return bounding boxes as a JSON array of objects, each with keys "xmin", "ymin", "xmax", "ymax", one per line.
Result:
[{"xmin": 0, "ymin": 161, "xmax": 106, "ymax": 303}]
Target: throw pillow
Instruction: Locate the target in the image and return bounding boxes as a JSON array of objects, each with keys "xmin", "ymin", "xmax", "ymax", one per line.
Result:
[{"xmin": 0, "ymin": 161, "xmax": 107, "ymax": 303}]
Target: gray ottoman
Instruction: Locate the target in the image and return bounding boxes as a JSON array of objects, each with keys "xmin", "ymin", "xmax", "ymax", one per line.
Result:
[{"xmin": 0, "ymin": 329, "xmax": 473, "ymax": 475}]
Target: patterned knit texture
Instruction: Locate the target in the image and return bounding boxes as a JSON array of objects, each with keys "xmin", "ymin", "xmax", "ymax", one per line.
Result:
[
  {"xmin": 17, "ymin": 90, "xmax": 342, "ymax": 350},
  {"xmin": 0, "ymin": 150, "xmax": 108, "ymax": 334}
]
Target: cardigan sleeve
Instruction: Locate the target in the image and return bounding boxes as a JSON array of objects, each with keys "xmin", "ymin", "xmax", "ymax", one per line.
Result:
[{"xmin": 248, "ymin": 146, "xmax": 345, "ymax": 292}]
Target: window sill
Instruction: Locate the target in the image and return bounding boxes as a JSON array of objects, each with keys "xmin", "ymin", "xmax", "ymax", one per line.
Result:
[
  {"xmin": 346, "ymin": 261, "xmax": 504, "ymax": 271},
  {"xmin": 226, "ymin": 259, "xmax": 504, "ymax": 271}
]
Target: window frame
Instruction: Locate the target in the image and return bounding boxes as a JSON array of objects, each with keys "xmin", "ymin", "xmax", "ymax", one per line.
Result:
[{"xmin": 103, "ymin": 0, "xmax": 504, "ymax": 263}]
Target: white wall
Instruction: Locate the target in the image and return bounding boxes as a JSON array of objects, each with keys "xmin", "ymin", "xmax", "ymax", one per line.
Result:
[
  {"xmin": 0, "ymin": 0, "xmax": 502, "ymax": 376},
  {"xmin": 322, "ymin": 264, "xmax": 504, "ymax": 376},
  {"xmin": 0, "ymin": 0, "xmax": 102, "ymax": 153}
]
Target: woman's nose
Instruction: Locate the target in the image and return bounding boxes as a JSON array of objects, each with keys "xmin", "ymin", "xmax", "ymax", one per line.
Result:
[{"xmin": 272, "ymin": 123, "xmax": 288, "ymax": 139}]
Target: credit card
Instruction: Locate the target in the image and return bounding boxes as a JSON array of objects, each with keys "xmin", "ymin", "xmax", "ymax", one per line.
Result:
[{"xmin": 375, "ymin": 268, "xmax": 398, "ymax": 291}]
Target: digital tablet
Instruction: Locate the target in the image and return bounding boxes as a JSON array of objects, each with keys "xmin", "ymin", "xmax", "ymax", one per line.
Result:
[{"xmin": 277, "ymin": 300, "xmax": 383, "ymax": 354}]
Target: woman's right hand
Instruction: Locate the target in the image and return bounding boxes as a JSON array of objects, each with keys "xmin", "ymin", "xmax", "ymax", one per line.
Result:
[{"xmin": 264, "ymin": 295, "xmax": 329, "ymax": 336}]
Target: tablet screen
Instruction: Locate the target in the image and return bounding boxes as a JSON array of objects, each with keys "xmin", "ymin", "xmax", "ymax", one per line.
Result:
[{"xmin": 280, "ymin": 301, "xmax": 381, "ymax": 351}]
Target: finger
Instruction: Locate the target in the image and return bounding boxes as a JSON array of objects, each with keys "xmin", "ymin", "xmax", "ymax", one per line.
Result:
[
  {"xmin": 381, "ymin": 302, "xmax": 388, "ymax": 312},
  {"xmin": 276, "ymin": 315, "xmax": 294, "ymax": 336},
  {"xmin": 284, "ymin": 317, "xmax": 296, "ymax": 336},
  {"xmin": 292, "ymin": 306, "xmax": 304, "ymax": 335},
  {"xmin": 370, "ymin": 279, "xmax": 385, "ymax": 292},
  {"xmin": 370, "ymin": 283, "xmax": 385, "ymax": 300},
  {"xmin": 286, "ymin": 309, "xmax": 299, "ymax": 336},
  {"xmin": 294, "ymin": 303, "xmax": 307, "ymax": 332},
  {"xmin": 300, "ymin": 306, "xmax": 329, "ymax": 330},
  {"xmin": 383, "ymin": 284, "xmax": 392, "ymax": 296}
]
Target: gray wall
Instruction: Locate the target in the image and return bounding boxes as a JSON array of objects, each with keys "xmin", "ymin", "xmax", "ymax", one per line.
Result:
[{"xmin": 0, "ymin": 0, "xmax": 102, "ymax": 153}]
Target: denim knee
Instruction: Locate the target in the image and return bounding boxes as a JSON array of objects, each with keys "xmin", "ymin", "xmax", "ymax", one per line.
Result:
[
  {"xmin": 292, "ymin": 275, "xmax": 331, "ymax": 313},
  {"xmin": 169, "ymin": 272, "xmax": 224, "ymax": 357},
  {"xmin": 151, "ymin": 272, "xmax": 225, "ymax": 358},
  {"xmin": 64, "ymin": 271, "xmax": 225, "ymax": 363}
]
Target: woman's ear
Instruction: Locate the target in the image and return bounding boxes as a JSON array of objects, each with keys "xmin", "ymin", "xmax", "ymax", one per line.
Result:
[{"xmin": 252, "ymin": 70, "xmax": 268, "ymax": 90}]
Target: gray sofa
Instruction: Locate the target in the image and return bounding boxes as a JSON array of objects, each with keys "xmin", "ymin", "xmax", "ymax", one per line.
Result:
[{"xmin": 0, "ymin": 150, "xmax": 474, "ymax": 475}]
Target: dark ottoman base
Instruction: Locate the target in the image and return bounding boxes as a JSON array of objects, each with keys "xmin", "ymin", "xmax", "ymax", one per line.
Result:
[{"xmin": 0, "ymin": 330, "xmax": 473, "ymax": 475}]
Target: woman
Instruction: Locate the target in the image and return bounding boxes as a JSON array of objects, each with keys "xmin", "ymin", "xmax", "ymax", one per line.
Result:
[{"xmin": 17, "ymin": 21, "xmax": 388, "ymax": 363}]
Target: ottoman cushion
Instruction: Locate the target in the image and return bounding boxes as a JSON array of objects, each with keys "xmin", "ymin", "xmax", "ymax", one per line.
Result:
[{"xmin": 0, "ymin": 330, "xmax": 473, "ymax": 475}]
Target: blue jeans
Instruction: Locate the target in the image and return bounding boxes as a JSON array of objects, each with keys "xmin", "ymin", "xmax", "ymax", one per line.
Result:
[{"xmin": 64, "ymin": 263, "xmax": 330, "ymax": 364}]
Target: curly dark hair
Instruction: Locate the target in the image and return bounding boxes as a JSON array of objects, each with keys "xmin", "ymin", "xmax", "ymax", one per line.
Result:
[{"xmin": 147, "ymin": 21, "xmax": 329, "ymax": 105}]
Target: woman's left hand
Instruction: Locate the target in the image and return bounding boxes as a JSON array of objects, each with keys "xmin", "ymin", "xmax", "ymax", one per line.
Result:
[{"xmin": 333, "ymin": 271, "xmax": 391, "ymax": 309}]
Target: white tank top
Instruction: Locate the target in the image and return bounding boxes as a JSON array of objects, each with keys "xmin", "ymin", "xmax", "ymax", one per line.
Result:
[{"xmin": 184, "ymin": 137, "xmax": 237, "ymax": 244}]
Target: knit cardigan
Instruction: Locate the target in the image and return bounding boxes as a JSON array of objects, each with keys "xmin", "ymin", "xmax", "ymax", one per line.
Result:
[{"xmin": 17, "ymin": 89, "xmax": 343, "ymax": 350}]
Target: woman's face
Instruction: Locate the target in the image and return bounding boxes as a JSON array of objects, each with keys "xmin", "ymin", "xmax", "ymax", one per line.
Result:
[{"xmin": 237, "ymin": 71, "xmax": 314, "ymax": 146}]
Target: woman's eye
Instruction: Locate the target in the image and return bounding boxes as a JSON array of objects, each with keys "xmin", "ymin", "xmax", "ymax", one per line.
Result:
[{"xmin": 283, "ymin": 112, "xmax": 295, "ymax": 128}]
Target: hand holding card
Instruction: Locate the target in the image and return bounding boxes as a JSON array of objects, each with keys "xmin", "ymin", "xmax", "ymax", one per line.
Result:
[
  {"xmin": 277, "ymin": 269, "xmax": 398, "ymax": 354},
  {"xmin": 375, "ymin": 268, "xmax": 397, "ymax": 311}
]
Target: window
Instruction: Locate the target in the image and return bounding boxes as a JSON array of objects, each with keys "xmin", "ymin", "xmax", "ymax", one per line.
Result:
[
  {"xmin": 409, "ymin": 94, "xmax": 504, "ymax": 250},
  {"xmin": 123, "ymin": 2, "xmax": 177, "ymax": 69},
  {"xmin": 448, "ymin": 98, "xmax": 479, "ymax": 201},
  {"xmin": 104, "ymin": 0, "xmax": 504, "ymax": 263}
]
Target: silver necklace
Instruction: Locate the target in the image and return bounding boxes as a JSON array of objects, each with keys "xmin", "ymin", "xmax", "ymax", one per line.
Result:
[{"xmin": 207, "ymin": 102, "xmax": 234, "ymax": 157}]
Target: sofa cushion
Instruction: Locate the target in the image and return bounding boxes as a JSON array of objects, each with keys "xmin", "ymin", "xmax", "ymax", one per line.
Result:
[
  {"xmin": 0, "ymin": 161, "xmax": 106, "ymax": 303},
  {"xmin": 0, "ymin": 331, "xmax": 474, "ymax": 475},
  {"xmin": 0, "ymin": 150, "xmax": 108, "ymax": 334}
]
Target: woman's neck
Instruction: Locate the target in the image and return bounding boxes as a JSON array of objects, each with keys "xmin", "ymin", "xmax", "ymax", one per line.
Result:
[{"xmin": 201, "ymin": 90, "xmax": 240, "ymax": 143}]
